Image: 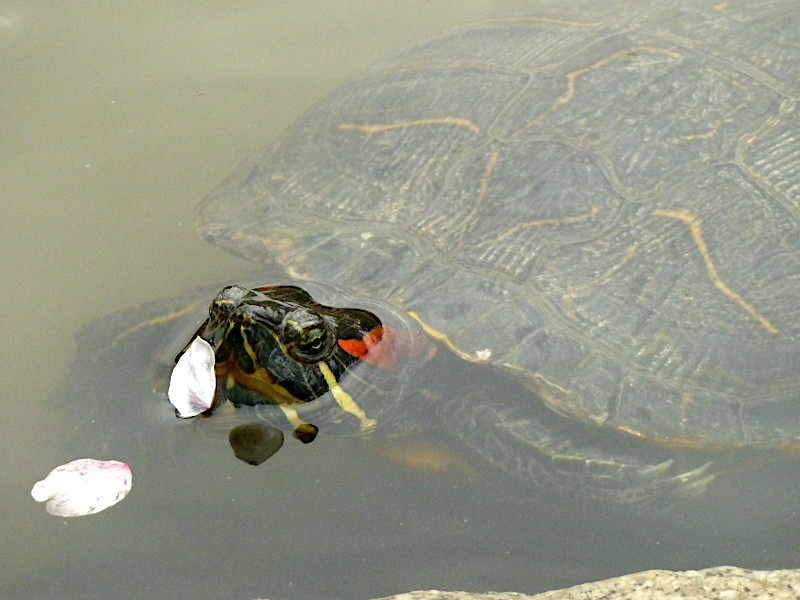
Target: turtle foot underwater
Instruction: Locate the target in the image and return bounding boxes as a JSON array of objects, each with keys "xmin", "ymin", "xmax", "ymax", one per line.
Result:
[{"xmin": 441, "ymin": 392, "xmax": 716, "ymax": 507}]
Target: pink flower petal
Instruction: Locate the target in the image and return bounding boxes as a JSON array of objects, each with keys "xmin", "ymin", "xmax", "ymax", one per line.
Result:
[
  {"xmin": 31, "ymin": 459, "xmax": 132, "ymax": 517},
  {"xmin": 168, "ymin": 336, "xmax": 216, "ymax": 418}
]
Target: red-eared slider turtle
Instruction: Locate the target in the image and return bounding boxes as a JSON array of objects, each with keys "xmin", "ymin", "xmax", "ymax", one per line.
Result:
[{"xmin": 178, "ymin": 2, "xmax": 800, "ymax": 505}]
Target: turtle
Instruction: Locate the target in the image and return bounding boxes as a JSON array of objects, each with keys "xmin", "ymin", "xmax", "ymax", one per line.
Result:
[{"xmin": 118, "ymin": 1, "xmax": 800, "ymax": 506}]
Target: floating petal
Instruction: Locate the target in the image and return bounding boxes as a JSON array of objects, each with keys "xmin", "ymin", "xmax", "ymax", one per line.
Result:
[
  {"xmin": 31, "ymin": 458, "xmax": 132, "ymax": 517},
  {"xmin": 168, "ymin": 336, "xmax": 216, "ymax": 418}
]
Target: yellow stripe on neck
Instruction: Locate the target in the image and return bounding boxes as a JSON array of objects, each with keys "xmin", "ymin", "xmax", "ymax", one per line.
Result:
[
  {"xmin": 318, "ymin": 363, "xmax": 377, "ymax": 431},
  {"xmin": 279, "ymin": 405, "xmax": 307, "ymax": 429}
]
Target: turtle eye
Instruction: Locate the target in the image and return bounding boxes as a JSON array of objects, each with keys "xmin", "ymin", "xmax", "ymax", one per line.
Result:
[
  {"xmin": 294, "ymin": 327, "xmax": 329, "ymax": 359},
  {"xmin": 282, "ymin": 310, "xmax": 336, "ymax": 363}
]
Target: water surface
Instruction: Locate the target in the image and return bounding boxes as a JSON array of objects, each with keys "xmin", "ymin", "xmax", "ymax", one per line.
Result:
[{"xmin": 3, "ymin": 3, "xmax": 799, "ymax": 599}]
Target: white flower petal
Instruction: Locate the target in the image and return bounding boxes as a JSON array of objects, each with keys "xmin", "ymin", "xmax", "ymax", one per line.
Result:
[
  {"xmin": 168, "ymin": 336, "xmax": 216, "ymax": 418},
  {"xmin": 31, "ymin": 458, "xmax": 132, "ymax": 517}
]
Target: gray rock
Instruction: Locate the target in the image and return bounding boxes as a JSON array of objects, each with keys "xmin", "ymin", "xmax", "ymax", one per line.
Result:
[{"xmin": 362, "ymin": 566, "xmax": 800, "ymax": 600}]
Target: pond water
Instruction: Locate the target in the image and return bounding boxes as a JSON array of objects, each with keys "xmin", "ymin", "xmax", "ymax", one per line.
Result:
[{"xmin": 3, "ymin": 2, "xmax": 800, "ymax": 599}]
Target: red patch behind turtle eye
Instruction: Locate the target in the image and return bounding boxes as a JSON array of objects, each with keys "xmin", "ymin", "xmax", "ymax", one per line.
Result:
[
  {"xmin": 338, "ymin": 326, "xmax": 383, "ymax": 357},
  {"xmin": 338, "ymin": 338, "xmax": 368, "ymax": 358},
  {"xmin": 338, "ymin": 325, "xmax": 431, "ymax": 369},
  {"xmin": 339, "ymin": 326, "xmax": 412, "ymax": 368}
]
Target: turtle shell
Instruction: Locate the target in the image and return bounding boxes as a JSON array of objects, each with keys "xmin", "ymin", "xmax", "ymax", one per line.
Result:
[{"xmin": 197, "ymin": 2, "xmax": 800, "ymax": 451}]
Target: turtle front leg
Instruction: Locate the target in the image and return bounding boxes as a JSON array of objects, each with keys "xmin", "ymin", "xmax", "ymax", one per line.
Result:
[{"xmin": 441, "ymin": 391, "xmax": 714, "ymax": 507}]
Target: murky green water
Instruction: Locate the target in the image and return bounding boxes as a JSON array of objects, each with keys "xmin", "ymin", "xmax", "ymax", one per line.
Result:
[{"xmin": 4, "ymin": 2, "xmax": 800, "ymax": 599}]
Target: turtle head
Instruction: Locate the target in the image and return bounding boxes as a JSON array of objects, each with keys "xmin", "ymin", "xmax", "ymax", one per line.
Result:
[{"xmin": 195, "ymin": 284, "xmax": 383, "ymax": 407}]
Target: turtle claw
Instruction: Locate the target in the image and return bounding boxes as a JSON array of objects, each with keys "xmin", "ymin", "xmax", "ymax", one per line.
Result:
[
  {"xmin": 666, "ymin": 461, "xmax": 715, "ymax": 497},
  {"xmin": 646, "ymin": 460, "xmax": 715, "ymax": 498},
  {"xmin": 583, "ymin": 457, "xmax": 715, "ymax": 506},
  {"xmin": 637, "ymin": 459, "xmax": 675, "ymax": 478},
  {"xmin": 636, "ymin": 458, "xmax": 715, "ymax": 494}
]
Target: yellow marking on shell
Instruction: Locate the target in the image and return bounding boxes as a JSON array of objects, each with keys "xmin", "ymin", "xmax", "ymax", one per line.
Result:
[
  {"xmin": 654, "ymin": 209, "xmax": 777, "ymax": 334},
  {"xmin": 616, "ymin": 424, "xmax": 719, "ymax": 451},
  {"xmin": 556, "ymin": 47, "xmax": 682, "ymax": 111},
  {"xmin": 678, "ymin": 392, "xmax": 692, "ymax": 425},
  {"xmin": 561, "ymin": 244, "xmax": 637, "ymax": 320},
  {"xmin": 493, "ymin": 206, "xmax": 601, "ymax": 244},
  {"xmin": 318, "ymin": 362, "xmax": 377, "ymax": 431},
  {"xmin": 594, "ymin": 244, "xmax": 637, "ymax": 287},
  {"xmin": 454, "ymin": 151, "xmax": 500, "ymax": 242},
  {"xmin": 407, "ymin": 312, "xmax": 489, "ymax": 362},
  {"xmin": 339, "ymin": 117, "xmax": 480, "ymax": 135},
  {"xmin": 519, "ymin": 46, "xmax": 682, "ymax": 136},
  {"xmin": 478, "ymin": 151, "xmax": 499, "ymax": 204}
]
